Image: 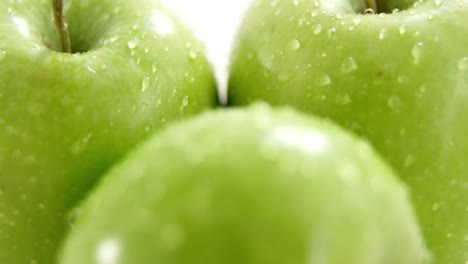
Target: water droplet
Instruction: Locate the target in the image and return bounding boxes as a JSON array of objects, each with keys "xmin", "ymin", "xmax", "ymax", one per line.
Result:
[
  {"xmin": 293, "ymin": 0, "xmax": 300, "ymax": 5},
  {"xmin": 341, "ymin": 57, "xmax": 358, "ymax": 73},
  {"xmin": 75, "ymin": 106, "xmax": 84, "ymax": 114},
  {"xmin": 336, "ymin": 93, "xmax": 351, "ymax": 105},
  {"xmin": 109, "ymin": 36, "xmax": 119, "ymax": 43},
  {"xmin": 317, "ymin": 73, "xmax": 331, "ymax": 86},
  {"xmin": 364, "ymin": 8, "xmax": 375, "ymax": 14},
  {"xmin": 419, "ymin": 85, "xmax": 427, "ymax": 93},
  {"xmin": 271, "ymin": 0, "xmax": 279, "ymax": 7},
  {"xmin": 457, "ymin": 57, "xmax": 468, "ymax": 71},
  {"xmin": 259, "ymin": 50, "xmax": 275, "ymax": 71},
  {"xmin": 144, "ymin": 124, "xmax": 153, "ymax": 131},
  {"xmin": 339, "ymin": 160, "xmax": 359, "ymax": 184},
  {"xmin": 141, "ymin": 76, "xmax": 150, "ymax": 92},
  {"xmin": 127, "ymin": 38, "xmax": 139, "ymax": 49},
  {"xmin": 313, "ymin": 24, "xmax": 322, "ymax": 34},
  {"xmin": 180, "ymin": 96, "xmax": 189, "ymax": 111},
  {"xmin": 411, "ymin": 42, "xmax": 424, "ymax": 64},
  {"xmin": 101, "ymin": 13, "xmax": 110, "ymax": 22},
  {"xmin": 0, "ymin": 50, "xmax": 5, "ymax": 61},
  {"xmin": 161, "ymin": 223, "xmax": 184, "ymax": 250},
  {"xmin": 353, "ymin": 17, "xmax": 361, "ymax": 26},
  {"xmin": 387, "ymin": 96, "xmax": 402, "ymax": 112},
  {"xmin": 399, "ymin": 24, "xmax": 407, "ymax": 34},
  {"xmin": 70, "ymin": 133, "xmax": 92, "ymax": 155},
  {"xmin": 278, "ymin": 71, "xmax": 294, "ymax": 82},
  {"xmin": 152, "ymin": 63, "xmax": 159, "ymax": 73},
  {"xmin": 432, "ymin": 203, "xmax": 440, "ymax": 211},
  {"xmin": 404, "ymin": 155, "xmax": 415, "ymax": 167},
  {"xmin": 84, "ymin": 64, "xmax": 96, "ymax": 74},
  {"xmin": 80, "ymin": 0, "xmax": 90, "ymax": 7},
  {"xmin": 379, "ymin": 28, "xmax": 386, "ymax": 40},
  {"xmin": 434, "ymin": 0, "xmax": 444, "ymax": 7},
  {"xmin": 397, "ymin": 75, "xmax": 407, "ymax": 83},
  {"xmin": 327, "ymin": 27, "xmax": 336, "ymax": 38},
  {"xmin": 67, "ymin": 207, "xmax": 81, "ymax": 228},
  {"xmin": 288, "ymin": 39, "xmax": 301, "ymax": 51},
  {"xmin": 189, "ymin": 50, "xmax": 198, "ymax": 60}
]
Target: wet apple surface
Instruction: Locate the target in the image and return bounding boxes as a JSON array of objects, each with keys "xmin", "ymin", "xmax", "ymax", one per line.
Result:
[
  {"xmin": 0, "ymin": 0, "xmax": 216, "ymax": 263},
  {"xmin": 228, "ymin": 1, "xmax": 468, "ymax": 263},
  {"xmin": 59, "ymin": 104, "xmax": 429, "ymax": 264}
]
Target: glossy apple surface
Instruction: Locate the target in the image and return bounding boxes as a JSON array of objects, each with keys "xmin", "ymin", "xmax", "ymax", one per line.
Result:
[
  {"xmin": 228, "ymin": 1, "xmax": 468, "ymax": 263},
  {"xmin": 0, "ymin": 0, "xmax": 216, "ymax": 263},
  {"xmin": 59, "ymin": 104, "xmax": 428, "ymax": 264}
]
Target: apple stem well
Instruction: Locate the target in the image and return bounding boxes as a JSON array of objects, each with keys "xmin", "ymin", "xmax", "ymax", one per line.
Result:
[
  {"xmin": 52, "ymin": 0, "xmax": 71, "ymax": 53},
  {"xmin": 361, "ymin": 0, "xmax": 417, "ymax": 14}
]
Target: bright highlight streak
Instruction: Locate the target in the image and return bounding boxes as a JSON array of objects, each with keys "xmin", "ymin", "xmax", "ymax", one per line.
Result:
[
  {"xmin": 149, "ymin": 11, "xmax": 174, "ymax": 36},
  {"xmin": 272, "ymin": 126, "xmax": 328, "ymax": 154},
  {"xmin": 96, "ymin": 238, "xmax": 121, "ymax": 264},
  {"xmin": 12, "ymin": 16, "xmax": 30, "ymax": 37}
]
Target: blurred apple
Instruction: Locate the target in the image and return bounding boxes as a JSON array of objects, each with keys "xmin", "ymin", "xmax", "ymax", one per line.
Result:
[{"xmin": 60, "ymin": 104, "xmax": 429, "ymax": 264}]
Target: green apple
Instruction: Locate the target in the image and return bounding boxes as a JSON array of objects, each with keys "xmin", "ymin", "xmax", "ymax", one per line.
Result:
[
  {"xmin": 59, "ymin": 104, "xmax": 429, "ymax": 264},
  {"xmin": 0, "ymin": 0, "xmax": 216, "ymax": 263},
  {"xmin": 228, "ymin": 0, "xmax": 468, "ymax": 263}
]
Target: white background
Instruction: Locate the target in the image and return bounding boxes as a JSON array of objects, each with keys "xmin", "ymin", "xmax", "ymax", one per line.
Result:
[{"xmin": 160, "ymin": 0, "xmax": 253, "ymax": 100}]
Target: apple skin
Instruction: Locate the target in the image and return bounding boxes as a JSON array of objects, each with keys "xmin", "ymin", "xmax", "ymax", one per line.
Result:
[
  {"xmin": 0, "ymin": 0, "xmax": 216, "ymax": 263},
  {"xmin": 228, "ymin": 1, "xmax": 468, "ymax": 263},
  {"xmin": 59, "ymin": 104, "xmax": 429, "ymax": 264}
]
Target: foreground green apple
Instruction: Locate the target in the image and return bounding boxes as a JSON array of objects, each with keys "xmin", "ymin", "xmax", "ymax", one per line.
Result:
[
  {"xmin": 0, "ymin": 0, "xmax": 216, "ymax": 263},
  {"xmin": 59, "ymin": 104, "xmax": 428, "ymax": 264},
  {"xmin": 228, "ymin": 1, "xmax": 468, "ymax": 263}
]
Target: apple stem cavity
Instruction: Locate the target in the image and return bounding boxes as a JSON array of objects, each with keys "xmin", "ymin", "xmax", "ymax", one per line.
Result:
[{"xmin": 53, "ymin": 0, "xmax": 72, "ymax": 53}]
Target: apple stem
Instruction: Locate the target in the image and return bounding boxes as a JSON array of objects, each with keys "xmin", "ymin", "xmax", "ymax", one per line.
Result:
[
  {"xmin": 52, "ymin": 0, "xmax": 72, "ymax": 53},
  {"xmin": 365, "ymin": 0, "xmax": 380, "ymax": 13}
]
